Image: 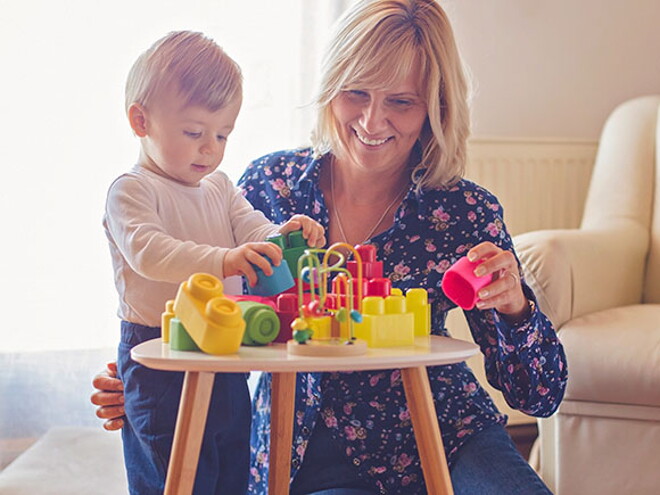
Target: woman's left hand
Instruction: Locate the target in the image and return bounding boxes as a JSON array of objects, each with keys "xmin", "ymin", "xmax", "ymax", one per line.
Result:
[{"xmin": 467, "ymin": 242, "xmax": 530, "ymax": 323}]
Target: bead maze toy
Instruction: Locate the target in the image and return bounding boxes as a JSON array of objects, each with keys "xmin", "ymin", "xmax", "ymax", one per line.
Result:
[{"xmin": 162, "ymin": 238, "xmax": 431, "ymax": 357}]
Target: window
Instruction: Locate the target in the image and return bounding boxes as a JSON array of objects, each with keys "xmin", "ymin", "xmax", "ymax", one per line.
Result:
[{"xmin": 0, "ymin": 0, "xmax": 346, "ymax": 351}]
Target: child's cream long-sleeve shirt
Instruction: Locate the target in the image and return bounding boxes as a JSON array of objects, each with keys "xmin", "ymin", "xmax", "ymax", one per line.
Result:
[{"xmin": 103, "ymin": 166, "xmax": 280, "ymax": 327}]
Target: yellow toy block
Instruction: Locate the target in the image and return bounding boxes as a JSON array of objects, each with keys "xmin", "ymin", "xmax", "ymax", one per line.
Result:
[
  {"xmin": 353, "ymin": 295, "xmax": 415, "ymax": 347},
  {"xmin": 173, "ymin": 273, "xmax": 245, "ymax": 355},
  {"xmin": 406, "ymin": 288, "xmax": 431, "ymax": 336},
  {"xmin": 161, "ymin": 300, "xmax": 175, "ymax": 343},
  {"xmin": 307, "ymin": 315, "xmax": 332, "ymax": 340}
]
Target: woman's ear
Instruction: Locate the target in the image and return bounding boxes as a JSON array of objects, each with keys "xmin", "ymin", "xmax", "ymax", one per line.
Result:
[{"xmin": 128, "ymin": 103, "xmax": 148, "ymax": 137}]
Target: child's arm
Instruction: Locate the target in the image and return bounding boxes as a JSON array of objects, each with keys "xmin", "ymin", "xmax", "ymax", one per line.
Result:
[
  {"xmin": 278, "ymin": 214, "xmax": 326, "ymax": 248},
  {"xmin": 105, "ymin": 174, "xmax": 280, "ymax": 283}
]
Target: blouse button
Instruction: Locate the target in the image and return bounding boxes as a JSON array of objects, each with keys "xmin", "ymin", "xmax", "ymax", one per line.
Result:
[
  {"xmin": 292, "ymin": 458, "xmax": 300, "ymax": 468},
  {"xmin": 353, "ymin": 458, "xmax": 361, "ymax": 466},
  {"xmin": 302, "ymin": 426, "xmax": 310, "ymax": 435}
]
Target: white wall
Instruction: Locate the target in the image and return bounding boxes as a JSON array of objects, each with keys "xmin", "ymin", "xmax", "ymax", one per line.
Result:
[{"xmin": 444, "ymin": 0, "xmax": 660, "ymax": 139}]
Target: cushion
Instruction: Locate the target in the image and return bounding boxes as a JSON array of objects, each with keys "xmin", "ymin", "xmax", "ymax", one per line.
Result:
[{"xmin": 560, "ymin": 304, "xmax": 660, "ymax": 407}]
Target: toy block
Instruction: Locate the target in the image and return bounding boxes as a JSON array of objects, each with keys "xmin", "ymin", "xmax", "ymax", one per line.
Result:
[
  {"xmin": 273, "ymin": 293, "xmax": 297, "ymax": 343},
  {"xmin": 347, "ymin": 244, "xmax": 383, "ymax": 280},
  {"xmin": 307, "ymin": 315, "xmax": 332, "ymax": 340},
  {"xmin": 237, "ymin": 301, "xmax": 280, "ymax": 346},
  {"xmin": 173, "ymin": 273, "xmax": 245, "ymax": 355},
  {"xmin": 161, "ymin": 300, "xmax": 175, "ymax": 343},
  {"xmin": 246, "ymin": 255, "xmax": 295, "ymax": 297},
  {"xmin": 406, "ymin": 288, "xmax": 431, "ymax": 336},
  {"xmin": 267, "ymin": 230, "xmax": 312, "ymax": 280},
  {"xmin": 352, "ymin": 295, "xmax": 415, "ymax": 347},
  {"xmin": 367, "ymin": 278, "xmax": 391, "ymax": 298},
  {"xmin": 169, "ymin": 317, "xmax": 201, "ymax": 351}
]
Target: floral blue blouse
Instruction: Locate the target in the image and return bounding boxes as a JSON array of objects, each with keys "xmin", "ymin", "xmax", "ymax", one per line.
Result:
[{"xmin": 238, "ymin": 147, "xmax": 567, "ymax": 494}]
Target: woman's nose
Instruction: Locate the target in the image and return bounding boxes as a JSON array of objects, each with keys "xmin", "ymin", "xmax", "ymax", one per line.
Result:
[{"xmin": 359, "ymin": 100, "xmax": 387, "ymax": 134}]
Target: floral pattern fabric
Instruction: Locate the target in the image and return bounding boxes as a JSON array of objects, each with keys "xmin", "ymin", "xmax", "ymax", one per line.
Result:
[{"xmin": 238, "ymin": 148, "xmax": 567, "ymax": 494}]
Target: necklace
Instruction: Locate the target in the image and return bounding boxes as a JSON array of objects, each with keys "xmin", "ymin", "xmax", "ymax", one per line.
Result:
[{"xmin": 330, "ymin": 160, "xmax": 407, "ymax": 245}]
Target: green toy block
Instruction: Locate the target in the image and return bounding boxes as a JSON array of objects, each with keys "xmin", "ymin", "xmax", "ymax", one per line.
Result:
[
  {"xmin": 169, "ymin": 317, "xmax": 201, "ymax": 352},
  {"xmin": 267, "ymin": 230, "xmax": 313, "ymax": 280}
]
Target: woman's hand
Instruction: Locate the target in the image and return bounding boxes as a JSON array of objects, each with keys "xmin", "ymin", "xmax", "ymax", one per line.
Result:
[
  {"xmin": 467, "ymin": 242, "xmax": 530, "ymax": 324},
  {"xmin": 90, "ymin": 362, "xmax": 126, "ymax": 431}
]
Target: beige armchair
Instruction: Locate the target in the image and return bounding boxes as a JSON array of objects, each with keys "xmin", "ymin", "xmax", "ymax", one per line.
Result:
[{"xmin": 513, "ymin": 95, "xmax": 660, "ymax": 495}]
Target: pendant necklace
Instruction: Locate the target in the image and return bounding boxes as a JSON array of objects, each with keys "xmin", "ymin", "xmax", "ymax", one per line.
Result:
[{"xmin": 330, "ymin": 160, "xmax": 407, "ymax": 245}]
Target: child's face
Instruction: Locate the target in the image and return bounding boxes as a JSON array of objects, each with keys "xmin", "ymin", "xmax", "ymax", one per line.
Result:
[{"xmin": 138, "ymin": 89, "xmax": 242, "ymax": 186}]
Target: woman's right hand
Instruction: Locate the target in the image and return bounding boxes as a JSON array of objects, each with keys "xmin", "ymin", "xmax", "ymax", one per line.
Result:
[{"xmin": 90, "ymin": 361, "xmax": 126, "ymax": 431}]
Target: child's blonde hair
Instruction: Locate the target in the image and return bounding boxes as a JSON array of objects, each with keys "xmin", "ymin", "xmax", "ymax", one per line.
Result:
[
  {"xmin": 312, "ymin": 0, "xmax": 471, "ymax": 190},
  {"xmin": 125, "ymin": 31, "xmax": 242, "ymax": 113}
]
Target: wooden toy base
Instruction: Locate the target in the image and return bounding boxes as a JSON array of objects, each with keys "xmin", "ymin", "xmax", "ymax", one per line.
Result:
[{"xmin": 286, "ymin": 338, "xmax": 368, "ymax": 357}]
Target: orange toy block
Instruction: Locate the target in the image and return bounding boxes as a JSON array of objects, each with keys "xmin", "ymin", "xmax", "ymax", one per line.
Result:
[{"xmin": 173, "ymin": 273, "xmax": 245, "ymax": 355}]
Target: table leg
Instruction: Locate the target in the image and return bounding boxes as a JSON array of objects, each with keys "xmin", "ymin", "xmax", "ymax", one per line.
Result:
[
  {"xmin": 164, "ymin": 371, "xmax": 215, "ymax": 495},
  {"xmin": 402, "ymin": 366, "xmax": 454, "ymax": 495},
  {"xmin": 269, "ymin": 372, "xmax": 296, "ymax": 495}
]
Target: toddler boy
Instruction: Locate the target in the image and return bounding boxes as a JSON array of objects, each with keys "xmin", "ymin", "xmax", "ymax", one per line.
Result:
[{"xmin": 103, "ymin": 31, "xmax": 324, "ymax": 494}]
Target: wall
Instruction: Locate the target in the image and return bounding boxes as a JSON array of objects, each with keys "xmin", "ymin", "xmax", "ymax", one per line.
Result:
[{"xmin": 443, "ymin": 0, "xmax": 660, "ymax": 139}]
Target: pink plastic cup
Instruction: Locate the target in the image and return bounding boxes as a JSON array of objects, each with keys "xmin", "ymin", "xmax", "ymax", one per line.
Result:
[{"xmin": 441, "ymin": 256, "xmax": 493, "ymax": 310}]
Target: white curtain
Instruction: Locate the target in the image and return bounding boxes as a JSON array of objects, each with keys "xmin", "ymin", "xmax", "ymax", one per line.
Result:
[{"xmin": 0, "ymin": 0, "xmax": 348, "ymax": 352}]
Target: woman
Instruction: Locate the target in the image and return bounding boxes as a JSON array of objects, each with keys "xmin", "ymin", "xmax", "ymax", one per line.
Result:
[{"xmin": 93, "ymin": 1, "xmax": 566, "ymax": 493}]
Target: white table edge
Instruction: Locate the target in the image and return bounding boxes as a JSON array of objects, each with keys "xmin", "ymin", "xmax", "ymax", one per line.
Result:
[{"xmin": 131, "ymin": 336, "xmax": 479, "ymax": 373}]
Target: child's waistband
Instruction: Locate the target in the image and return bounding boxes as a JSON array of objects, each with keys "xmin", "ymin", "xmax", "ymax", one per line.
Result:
[{"xmin": 120, "ymin": 320, "xmax": 160, "ymax": 347}]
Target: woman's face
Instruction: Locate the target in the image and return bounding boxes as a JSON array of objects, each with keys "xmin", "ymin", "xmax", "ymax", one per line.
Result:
[{"xmin": 331, "ymin": 66, "xmax": 427, "ymax": 175}]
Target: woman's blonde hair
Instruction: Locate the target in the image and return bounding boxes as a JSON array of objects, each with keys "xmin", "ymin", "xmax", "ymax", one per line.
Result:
[
  {"xmin": 125, "ymin": 31, "xmax": 242, "ymax": 113},
  {"xmin": 312, "ymin": 0, "xmax": 470, "ymax": 190}
]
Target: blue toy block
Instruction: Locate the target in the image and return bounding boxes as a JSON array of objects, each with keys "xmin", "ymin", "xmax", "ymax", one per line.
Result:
[{"xmin": 246, "ymin": 255, "xmax": 295, "ymax": 297}]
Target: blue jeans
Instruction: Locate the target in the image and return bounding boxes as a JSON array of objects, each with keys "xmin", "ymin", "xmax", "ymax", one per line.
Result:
[
  {"xmin": 450, "ymin": 424, "xmax": 552, "ymax": 495},
  {"xmin": 296, "ymin": 423, "xmax": 551, "ymax": 495},
  {"xmin": 117, "ymin": 321, "xmax": 251, "ymax": 495}
]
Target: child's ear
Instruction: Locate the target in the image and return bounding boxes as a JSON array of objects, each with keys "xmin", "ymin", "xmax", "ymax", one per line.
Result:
[{"xmin": 128, "ymin": 103, "xmax": 148, "ymax": 137}]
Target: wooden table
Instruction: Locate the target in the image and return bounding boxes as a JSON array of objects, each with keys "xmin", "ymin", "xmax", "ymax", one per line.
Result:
[{"xmin": 132, "ymin": 336, "xmax": 479, "ymax": 495}]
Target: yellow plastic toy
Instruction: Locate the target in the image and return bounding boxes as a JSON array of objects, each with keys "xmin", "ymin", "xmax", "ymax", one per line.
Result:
[
  {"xmin": 172, "ymin": 273, "xmax": 246, "ymax": 355},
  {"xmin": 406, "ymin": 288, "xmax": 431, "ymax": 337},
  {"xmin": 352, "ymin": 295, "xmax": 415, "ymax": 347},
  {"xmin": 161, "ymin": 300, "xmax": 175, "ymax": 343}
]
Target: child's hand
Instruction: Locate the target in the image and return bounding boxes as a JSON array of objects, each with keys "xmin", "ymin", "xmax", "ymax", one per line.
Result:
[
  {"xmin": 279, "ymin": 214, "xmax": 326, "ymax": 248},
  {"xmin": 224, "ymin": 242, "xmax": 284, "ymax": 287}
]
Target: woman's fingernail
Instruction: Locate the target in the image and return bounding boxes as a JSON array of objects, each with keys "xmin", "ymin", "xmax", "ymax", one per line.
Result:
[
  {"xmin": 476, "ymin": 301, "xmax": 486, "ymax": 308},
  {"xmin": 474, "ymin": 267, "xmax": 486, "ymax": 277},
  {"xmin": 468, "ymin": 253, "xmax": 477, "ymax": 262},
  {"xmin": 478, "ymin": 289, "xmax": 489, "ymax": 298}
]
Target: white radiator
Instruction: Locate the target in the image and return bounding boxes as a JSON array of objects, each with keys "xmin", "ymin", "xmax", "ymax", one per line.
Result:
[{"xmin": 465, "ymin": 138, "xmax": 598, "ymax": 235}]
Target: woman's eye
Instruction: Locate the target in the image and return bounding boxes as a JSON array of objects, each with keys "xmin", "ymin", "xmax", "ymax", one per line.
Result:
[
  {"xmin": 216, "ymin": 135, "xmax": 227, "ymax": 142},
  {"xmin": 345, "ymin": 89, "xmax": 369, "ymax": 100},
  {"xmin": 390, "ymin": 99, "xmax": 413, "ymax": 107},
  {"xmin": 184, "ymin": 131, "xmax": 202, "ymax": 138}
]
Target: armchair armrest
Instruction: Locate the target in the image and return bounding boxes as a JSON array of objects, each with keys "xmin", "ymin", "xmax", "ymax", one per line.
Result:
[{"xmin": 513, "ymin": 226, "xmax": 648, "ymax": 328}]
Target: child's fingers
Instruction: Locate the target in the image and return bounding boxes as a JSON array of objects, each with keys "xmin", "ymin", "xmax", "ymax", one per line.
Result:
[
  {"xmin": 245, "ymin": 249, "xmax": 274, "ymax": 276},
  {"xmin": 279, "ymin": 219, "xmax": 301, "ymax": 235},
  {"xmin": 253, "ymin": 242, "xmax": 283, "ymax": 265}
]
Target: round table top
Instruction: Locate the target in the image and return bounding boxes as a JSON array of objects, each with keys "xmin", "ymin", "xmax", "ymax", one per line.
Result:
[{"xmin": 131, "ymin": 336, "xmax": 479, "ymax": 373}]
